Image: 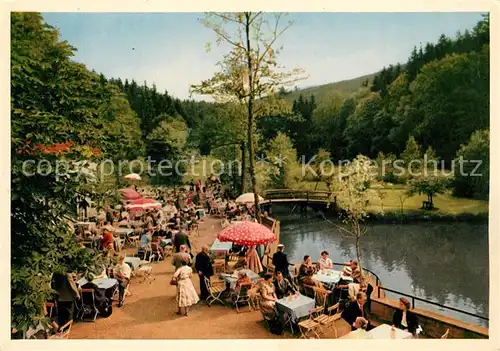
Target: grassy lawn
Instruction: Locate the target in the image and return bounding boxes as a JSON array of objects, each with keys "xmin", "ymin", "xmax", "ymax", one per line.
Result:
[{"xmin": 294, "ymin": 181, "xmax": 488, "ymax": 215}]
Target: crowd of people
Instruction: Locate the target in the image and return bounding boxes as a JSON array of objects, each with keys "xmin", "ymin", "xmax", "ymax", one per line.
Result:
[{"xmin": 17, "ymin": 175, "xmax": 422, "ymax": 339}]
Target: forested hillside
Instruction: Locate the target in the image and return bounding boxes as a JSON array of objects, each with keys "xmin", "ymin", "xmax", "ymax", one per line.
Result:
[{"xmin": 102, "ymin": 14, "xmax": 489, "ymax": 200}]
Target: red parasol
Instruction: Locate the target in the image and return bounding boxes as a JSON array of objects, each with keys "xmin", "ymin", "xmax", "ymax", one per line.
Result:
[
  {"xmin": 217, "ymin": 220, "xmax": 276, "ymax": 246},
  {"xmin": 120, "ymin": 188, "xmax": 142, "ymax": 200},
  {"xmin": 126, "ymin": 198, "xmax": 162, "ymax": 212}
]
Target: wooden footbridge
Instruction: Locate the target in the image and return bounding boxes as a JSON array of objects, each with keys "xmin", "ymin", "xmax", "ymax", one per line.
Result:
[{"xmin": 261, "ymin": 189, "xmax": 337, "ymax": 208}]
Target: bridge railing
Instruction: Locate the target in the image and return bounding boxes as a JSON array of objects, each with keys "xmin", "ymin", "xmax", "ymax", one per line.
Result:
[{"xmin": 263, "ymin": 189, "xmax": 332, "ymax": 201}]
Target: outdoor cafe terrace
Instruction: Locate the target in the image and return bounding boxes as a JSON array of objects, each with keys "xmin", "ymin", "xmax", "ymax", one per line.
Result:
[{"xmin": 65, "ymin": 213, "xmax": 482, "ymax": 340}]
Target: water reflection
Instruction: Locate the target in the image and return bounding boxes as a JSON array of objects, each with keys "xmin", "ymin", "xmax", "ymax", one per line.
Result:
[{"xmin": 276, "ymin": 210, "xmax": 489, "ymax": 327}]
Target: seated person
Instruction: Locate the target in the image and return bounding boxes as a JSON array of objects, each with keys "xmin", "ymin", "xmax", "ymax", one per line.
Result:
[
  {"xmin": 302, "ymin": 266, "xmax": 322, "ymax": 288},
  {"xmin": 151, "ymin": 238, "xmax": 165, "ymax": 259},
  {"xmin": 273, "ymin": 271, "xmax": 296, "ymax": 299},
  {"xmin": 343, "ymin": 317, "xmax": 373, "ymax": 339},
  {"xmin": 233, "ymin": 251, "xmax": 248, "ymax": 270},
  {"xmin": 392, "ymin": 297, "xmax": 419, "ymax": 336},
  {"xmin": 341, "ymin": 292, "xmax": 372, "ymax": 331},
  {"xmin": 258, "ymin": 273, "xmax": 278, "ymax": 318},
  {"xmin": 359, "ymin": 277, "xmax": 373, "ymax": 312},
  {"xmin": 301, "ymin": 266, "xmax": 322, "ymax": 297},
  {"xmin": 318, "ymin": 251, "xmax": 333, "ymax": 270},
  {"xmin": 338, "ymin": 266, "xmax": 354, "ymax": 287},
  {"xmin": 346, "ymin": 260, "xmax": 362, "ymax": 283},
  {"xmin": 101, "ymin": 230, "xmax": 114, "ymax": 251},
  {"xmin": 334, "ymin": 266, "xmax": 355, "ymax": 302},
  {"xmin": 297, "ymin": 255, "xmax": 315, "ymax": 285},
  {"xmin": 137, "ymin": 231, "xmax": 152, "ymax": 258},
  {"xmin": 235, "ymin": 271, "xmax": 251, "ymax": 292}
]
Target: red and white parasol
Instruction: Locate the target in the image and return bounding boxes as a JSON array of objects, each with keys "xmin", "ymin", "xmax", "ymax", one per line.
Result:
[
  {"xmin": 119, "ymin": 187, "xmax": 142, "ymax": 200},
  {"xmin": 235, "ymin": 192, "xmax": 264, "ymax": 204},
  {"xmin": 217, "ymin": 220, "xmax": 276, "ymax": 246},
  {"xmin": 126, "ymin": 198, "xmax": 162, "ymax": 212}
]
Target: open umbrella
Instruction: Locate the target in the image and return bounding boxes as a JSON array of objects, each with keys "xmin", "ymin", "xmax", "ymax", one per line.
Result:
[
  {"xmin": 126, "ymin": 198, "xmax": 162, "ymax": 211},
  {"xmin": 235, "ymin": 192, "xmax": 264, "ymax": 204},
  {"xmin": 119, "ymin": 188, "xmax": 142, "ymax": 200},
  {"xmin": 217, "ymin": 220, "xmax": 276, "ymax": 246},
  {"xmin": 124, "ymin": 173, "xmax": 141, "ymax": 181}
]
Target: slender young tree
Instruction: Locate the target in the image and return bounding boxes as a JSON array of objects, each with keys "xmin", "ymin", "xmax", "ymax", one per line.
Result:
[{"xmin": 190, "ymin": 12, "xmax": 306, "ymax": 220}]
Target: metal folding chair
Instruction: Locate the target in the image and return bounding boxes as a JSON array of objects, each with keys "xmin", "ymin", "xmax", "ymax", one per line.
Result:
[{"xmin": 78, "ymin": 288, "xmax": 99, "ymax": 322}]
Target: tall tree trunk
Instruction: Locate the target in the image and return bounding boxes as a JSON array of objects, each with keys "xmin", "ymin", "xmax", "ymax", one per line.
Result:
[
  {"xmin": 240, "ymin": 141, "xmax": 246, "ymax": 194},
  {"xmin": 354, "ymin": 220, "xmax": 362, "ymax": 269},
  {"xmin": 245, "ymin": 12, "xmax": 261, "ymax": 222}
]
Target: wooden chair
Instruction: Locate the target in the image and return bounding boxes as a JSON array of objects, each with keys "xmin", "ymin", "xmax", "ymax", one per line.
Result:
[
  {"xmin": 205, "ymin": 276, "xmax": 226, "ymax": 306},
  {"xmin": 311, "ymin": 287, "xmax": 330, "ymax": 335},
  {"xmin": 314, "ymin": 303, "xmax": 342, "ymax": 338},
  {"xmin": 298, "ymin": 307, "xmax": 323, "ymax": 339},
  {"xmin": 441, "ymin": 328, "xmax": 450, "ymax": 339},
  {"xmin": 232, "ymin": 282, "xmax": 254, "ymax": 313},
  {"xmin": 49, "ymin": 320, "xmax": 73, "ymax": 339},
  {"xmin": 213, "ymin": 258, "xmax": 226, "ymax": 274}
]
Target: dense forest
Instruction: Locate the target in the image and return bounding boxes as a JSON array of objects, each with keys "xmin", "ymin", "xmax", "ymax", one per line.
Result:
[{"xmin": 96, "ymin": 15, "xmax": 490, "ymax": 201}]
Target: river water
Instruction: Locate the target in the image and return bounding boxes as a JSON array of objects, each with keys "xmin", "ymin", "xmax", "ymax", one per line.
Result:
[{"xmin": 275, "ymin": 209, "xmax": 489, "ymax": 327}]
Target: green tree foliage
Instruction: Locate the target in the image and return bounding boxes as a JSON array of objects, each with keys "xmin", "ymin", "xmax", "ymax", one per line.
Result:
[
  {"xmin": 344, "ymin": 92, "xmax": 382, "ymax": 158},
  {"xmin": 335, "ymin": 155, "xmax": 381, "ymax": 267},
  {"xmin": 264, "ymin": 132, "xmax": 298, "ymax": 189},
  {"xmin": 309, "ymin": 93, "xmax": 347, "ymax": 160},
  {"xmin": 191, "ymin": 12, "xmax": 306, "ymax": 218},
  {"xmin": 408, "ymin": 47, "xmax": 489, "ymax": 161},
  {"xmin": 288, "ymin": 15, "xmax": 489, "ymax": 186},
  {"xmin": 452, "ymin": 130, "xmax": 489, "ymax": 199},
  {"xmin": 146, "ymin": 115, "xmax": 188, "ymax": 186},
  {"xmin": 401, "ymin": 136, "xmax": 422, "ymax": 172},
  {"xmin": 406, "ymin": 175, "xmax": 450, "ymax": 209},
  {"xmin": 11, "ymin": 12, "xmax": 117, "ymax": 331}
]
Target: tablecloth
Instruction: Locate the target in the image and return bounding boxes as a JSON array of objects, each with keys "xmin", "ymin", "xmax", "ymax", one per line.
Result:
[
  {"xmin": 124, "ymin": 256, "xmax": 141, "ymax": 271},
  {"xmin": 219, "ymin": 269, "xmax": 260, "ymax": 290},
  {"xmin": 210, "ymin": 238, "xmax": 233, "ymax": 253},
  {"xmin": 116, "ymin": 228, "xmax": 134, "ymax": 237},
  {"xmin": 276, "ymin": 294, "xmax": 315, "ymax": 322},
  {"xmin": 78, "ymin": 277, "xmax": 118, "ymax": 290},
  {"xmin": 312, "ymin": 269, "xmax": 341, "ymax": 290},
  {"xmin": 368, "ymin": 324, "xmax": 413, "ymax": 339}
]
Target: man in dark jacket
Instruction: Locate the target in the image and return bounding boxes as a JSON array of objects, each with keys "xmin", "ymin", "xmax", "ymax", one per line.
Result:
[
  {"xmin": 273, "ymin": 271, "xmax": 296, "ymax": 299},
  {"xmin": 194, "ymin": 245, "xmax": 214, "ymax": 300},
  {"xmin": 173, "ymin": 230, "xmax": 191, "ymax": 253},
  {"xmin": 272, "ymin": 244, "xmax": 290, "ymax": 278},
  {"xmin": 341, "ymin": 291, "xmax": 373, "ymax": 331}
]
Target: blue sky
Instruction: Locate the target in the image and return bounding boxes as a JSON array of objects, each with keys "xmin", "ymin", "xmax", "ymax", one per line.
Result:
[{"xmin": 42, "ymin": 12, "xmax": 484, "ymax": 100}]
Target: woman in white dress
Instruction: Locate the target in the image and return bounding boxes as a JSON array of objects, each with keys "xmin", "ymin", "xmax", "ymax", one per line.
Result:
[{"xmin": 173, "ymin": 258, "xmax": 199, "ymax": 316}]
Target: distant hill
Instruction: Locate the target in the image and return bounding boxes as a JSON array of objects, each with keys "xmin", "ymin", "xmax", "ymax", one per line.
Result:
[{"xmin": 282, "ymin": 72, "xmax": 377, "ymax": 104}]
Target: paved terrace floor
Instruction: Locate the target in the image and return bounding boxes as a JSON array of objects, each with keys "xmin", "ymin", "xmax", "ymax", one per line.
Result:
[{"xmin": 69, "ymin": 216, "xmax": 352, "ymax": 339}]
